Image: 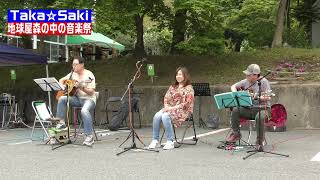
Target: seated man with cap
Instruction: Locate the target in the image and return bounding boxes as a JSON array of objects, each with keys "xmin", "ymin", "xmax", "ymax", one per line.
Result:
[{"xmin": 226, "ymin": 64, "xmax": 272, "ymax": 146}]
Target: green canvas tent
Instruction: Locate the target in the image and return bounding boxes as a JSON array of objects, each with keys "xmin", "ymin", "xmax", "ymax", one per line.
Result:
[{"xmin": 67, "ymin": 32, "xmax": 125, "ymax": 51}]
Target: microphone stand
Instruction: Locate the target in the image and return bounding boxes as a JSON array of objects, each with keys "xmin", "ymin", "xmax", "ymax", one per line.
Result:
[
  {"xmin": 244, "ymin": 72, "xmax": 271, "ymax": 91},
  {"xmin": 52, "ymin": 70, "xmax": 81, "ymax": 150},
  {"xmin": 243, "ymin": 72, "xmax": 289, "ymax": 160},
  {"xmin": 116, "ymin": 60, "xmax": 159, "ymax": 156}
]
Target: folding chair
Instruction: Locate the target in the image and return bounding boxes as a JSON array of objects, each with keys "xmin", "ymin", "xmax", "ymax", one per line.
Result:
[
  {"xmin": 239, "ymin": 118, "xmax": 256, "ymax": 144},
  {"xmin": 30, "ymin": 100, "xmax": 57, "ymax": 141},
  {"xmin": 160, "ymin": 114, "xmax": 198, "ymax": 148}
]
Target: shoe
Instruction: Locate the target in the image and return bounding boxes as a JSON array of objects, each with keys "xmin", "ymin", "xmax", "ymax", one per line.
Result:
[
  {"xmin": 56, "ymin": 123, "xmax": 66, "ymax": 130},
  {"xmin": 226, "ymin": 132, "xmax": 241, "ymax": 143},
  {"xmin": 49, "ymin": 138, "xmax": 57, "ymax": 145},
  {"xmin": 148, "ymin": 140, "xmax": 159, "ymax": 149},
  {"xmin": 163, "ymin": 140, "xmax": 174, "ymax": 150},
  {"xmin": 83, "ymin": 134, "xmax": 94, "ymax": 146},
  {"xmin": 48, "ymin": 117, "xmax": 63, "ymax": 122}
]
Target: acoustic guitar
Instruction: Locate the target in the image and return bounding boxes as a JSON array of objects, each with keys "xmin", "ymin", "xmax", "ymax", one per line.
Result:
[{"xmin": 55, "ymin": 79, "xmax": 92, "ymax": 100}]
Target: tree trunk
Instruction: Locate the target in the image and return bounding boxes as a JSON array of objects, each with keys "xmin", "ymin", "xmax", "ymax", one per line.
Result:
[
  {"xmin": 304, "ymin": 0, "xmax": 315, "ymax": 43},
  {"xmin": 170, "ymin": 9, "xmax": 187, "ymax": 54},
  {"xmin": 134, "ymin": 15, "xmax": 146, "ymax": 57},
  {"xmin": 272, "ymin": 0, "xmax": 288, "ymax": 48}
]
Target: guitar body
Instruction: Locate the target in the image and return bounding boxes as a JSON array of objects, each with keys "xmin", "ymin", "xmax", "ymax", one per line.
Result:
[
  {"xmin": 55, "ymin": 79, "xmax": 92, "ymax": 101},
  {"xmin": 55, "ymin": 80, "xmax": 77, "ymax": 100}
]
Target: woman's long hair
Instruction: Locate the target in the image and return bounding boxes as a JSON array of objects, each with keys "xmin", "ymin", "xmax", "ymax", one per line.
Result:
[{"xmin": 173, "ymin": 66, "xmax": 191, "ymax": 87}]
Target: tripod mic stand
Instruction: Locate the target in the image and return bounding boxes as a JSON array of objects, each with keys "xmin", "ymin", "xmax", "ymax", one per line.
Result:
[
  {"xmin": 243, "ymin": 77, "xmax": 289, "ymax": 160},
  {"xmin": 116, "ymin": 61, "xmax": 159, "ymax": 156}
]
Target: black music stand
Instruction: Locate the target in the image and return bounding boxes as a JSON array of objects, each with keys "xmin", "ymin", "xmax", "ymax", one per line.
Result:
[
  {"xmin": 192, "ymin": 83, "xmax": 211, "ymax": 128},
  {"xmin": 34, "ymin": 77, "xmax": 64, "ymax": 109}
]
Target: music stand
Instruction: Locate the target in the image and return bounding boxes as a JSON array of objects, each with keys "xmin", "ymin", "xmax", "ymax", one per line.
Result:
[
  {"xmin": 34, "ymin": 77, "xmax": 77, "ymax": 150},
  {"xmin": 34, "ymin": 77, "xmax": 65, "ymax": 97},
  {"xmin": 215, "ymin": 91, "xmax": 255, "ymax": 148},
  {"xmin": 34, "ymin": 78, "xmax": 66, "ymax": 145},
  {"xmin": 192, "ymin": 83, "xmax": 211, "ymax": 128},
  {"xmin": 214, "ymin": 91, "xmax": 252, "ymax": 110}
]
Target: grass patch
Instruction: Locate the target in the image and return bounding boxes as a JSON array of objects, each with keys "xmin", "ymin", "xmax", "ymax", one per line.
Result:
[{"xmin": 1, "ymin": 48, "xmax": 320, "ymax": 91}]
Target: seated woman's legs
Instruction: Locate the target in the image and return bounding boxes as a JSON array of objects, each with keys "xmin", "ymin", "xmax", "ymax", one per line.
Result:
[
  {"xmin": 152, "ymin": 110, "xmax": 164, "ymax": 141},
  {"xmin": 161, "ymin": 112, "xmax": 175, "ymax": 150},
  {"xmin": 161, "ymin": 113, "xmax": 174, "ymax": 142},
  {"xmin": 149, "ymin": 110, "xmax": 175, "ymax": 149}
]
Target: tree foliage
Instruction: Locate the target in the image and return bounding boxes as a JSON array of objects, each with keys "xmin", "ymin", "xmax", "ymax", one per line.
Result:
[
  {"xmin": 226, "ymin": 0, "xmax": 278, "ymax": 48},
  {"xmin": 0, "ymin": 0, "xmax": 318, "ymax": 57}
]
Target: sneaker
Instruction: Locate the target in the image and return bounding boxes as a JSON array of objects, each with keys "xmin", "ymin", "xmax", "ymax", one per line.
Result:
[
  {"xmin": 56, "ymin": 123, "xmax": 66, "ymax": 130},
  {"xmin": 49, "ymin": 138, "xmax": 57, "ymax": 145},
  {"xmin": 83, "ymin": 134, "xmax": 94, "ymax": 146},
  {"xmin": 148, "ymin": 140, "xmax": 159, "ymax": 149},
  {"xmin": 163, "ymin": 140, "xmax": 174, "ymax": 150},
  {"xmin": 226, "ymin": 132, "xmax": 241, "ymax": 143},
  {"xmin": 48, "ymin": 117, "xmax": 63, "ymax": 122}
]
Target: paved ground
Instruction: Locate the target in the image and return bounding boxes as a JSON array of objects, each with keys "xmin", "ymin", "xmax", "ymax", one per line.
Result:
[{"xmin": 0, "ymin": 126, "xmax": 319, "ymax": 180}]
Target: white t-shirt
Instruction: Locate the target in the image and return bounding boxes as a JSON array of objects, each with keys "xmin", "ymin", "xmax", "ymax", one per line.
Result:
[{"xmin": 63, "ymin": 69, "xmax": 96, "ymax": 103}]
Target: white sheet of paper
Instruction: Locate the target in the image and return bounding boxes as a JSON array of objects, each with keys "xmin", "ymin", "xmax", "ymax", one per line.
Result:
[
  {"xmin": 311, "ymin": 152, "xmax": 320, "ymax": 161},
  {"xmin": 36, "ymin": 103, "xmax": 52, "ymax": 120},
  {"xmin": 34, "ymin": 77, "xmax": 65, "ymax": 91}
]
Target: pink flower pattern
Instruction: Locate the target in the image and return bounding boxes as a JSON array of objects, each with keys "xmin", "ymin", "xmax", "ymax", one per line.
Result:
[{"xmin": 162, "ymin": 85, "xmax": 194, "ymax": 127}]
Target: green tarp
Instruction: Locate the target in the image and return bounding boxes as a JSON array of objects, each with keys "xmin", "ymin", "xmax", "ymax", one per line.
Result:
[{"xmin": 67, "ymin": 32, "xmax": 125, "ymax": 51}]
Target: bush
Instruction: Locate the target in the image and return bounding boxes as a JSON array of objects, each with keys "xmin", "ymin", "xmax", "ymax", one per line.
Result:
[
  {"xmin": 284, "ymin": 19, "xmax": 310, "ymax": 48},
  {"xmin": 176, "ymin": 36, "xmax": 224, "ymax": 55}
]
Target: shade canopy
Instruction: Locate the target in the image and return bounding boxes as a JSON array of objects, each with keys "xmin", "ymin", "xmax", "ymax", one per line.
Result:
[
  {"xmin": 0, "ymin": 43, "xmax": 47, "ymax": 66},
  {"xmin": 67, "ymin": 32, "xmax": 125, "ymax": 51}
]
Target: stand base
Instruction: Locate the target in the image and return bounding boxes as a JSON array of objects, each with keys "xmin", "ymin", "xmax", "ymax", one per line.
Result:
[
  {"xmin": 116, "ymin": 142, "xmax": 159, "ymax": 156},
  {"xmin": 243, "ymin": 146, "xmax": 289, "ymax": 160},
  {"xmin": 217, "ymin": 139, "xmax": 254, "ymax": 150},
  {"xmin": 52, "ymin": 138, "xmax": 83, "ymax": 150},
  {"xmin": 117, "ymin": 129, "xmax": 159, "ymax": 156}
]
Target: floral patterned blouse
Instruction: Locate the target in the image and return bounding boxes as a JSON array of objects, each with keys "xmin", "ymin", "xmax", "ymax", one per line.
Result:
[{"xmin": 162, "ymin": 84, "xmax": 195, "ymax": 126}]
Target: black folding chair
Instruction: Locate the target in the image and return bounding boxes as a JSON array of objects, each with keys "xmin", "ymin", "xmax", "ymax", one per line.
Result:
[{"xmin": 160, "ymin": 114, "xmax": 198, "ymax": 148}]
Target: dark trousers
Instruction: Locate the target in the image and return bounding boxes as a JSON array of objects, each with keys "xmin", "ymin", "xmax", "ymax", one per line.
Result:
[{"xmin": 231, "ymin": 107, "xmax": 270, "ymax": 141}]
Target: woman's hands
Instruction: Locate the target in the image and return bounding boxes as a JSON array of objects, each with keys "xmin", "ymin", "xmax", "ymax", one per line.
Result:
[{"xmin": 162, "ymin": 106, "xmax": 175, "ymax": 112}]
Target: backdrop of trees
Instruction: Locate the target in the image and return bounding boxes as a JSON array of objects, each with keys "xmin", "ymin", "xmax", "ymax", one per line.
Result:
[{"xmin": 1, "ymin": 0, "xmax": 319, "ymax": 57}]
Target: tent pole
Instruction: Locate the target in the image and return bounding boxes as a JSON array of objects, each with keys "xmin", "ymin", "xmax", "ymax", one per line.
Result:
[
  {"xmin": 46, "ymin": 64, "xmax": 52, "ymax": 110},
  {"xmin": 65, "ymin": 35, "xmax": 69, "ymax": 62}
]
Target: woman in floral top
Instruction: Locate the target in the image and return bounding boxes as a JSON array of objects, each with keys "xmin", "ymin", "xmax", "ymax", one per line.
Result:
[{"xmin": 148, "ymin": 67, "xmax": 194, "ymax": 150}]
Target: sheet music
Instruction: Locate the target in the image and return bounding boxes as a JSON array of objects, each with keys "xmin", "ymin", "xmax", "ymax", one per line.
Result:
[
  {"xmin": 33, "ymin": 77, "xmax": 65, "ymax": 92},
  {"xmin": 213, "ymin": 91, "xmax": 252, "ymax": 110}
]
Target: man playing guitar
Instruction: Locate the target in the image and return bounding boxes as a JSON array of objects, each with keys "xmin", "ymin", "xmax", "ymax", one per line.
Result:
[
  {"xmin": 226, "ymin": 64, "xmax": 271, "ymax": 147},
  {"xmin": 55, "ymin": 56, "xmax": 96, "ymax": 146}
]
